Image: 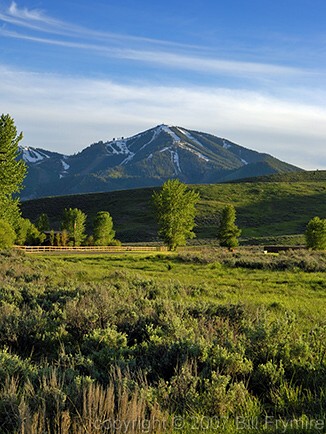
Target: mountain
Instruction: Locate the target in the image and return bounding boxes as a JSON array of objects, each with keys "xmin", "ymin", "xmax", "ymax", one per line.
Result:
[{"xmin": 19, "ymin": 124, "xmax": 302, "ymax": 199}]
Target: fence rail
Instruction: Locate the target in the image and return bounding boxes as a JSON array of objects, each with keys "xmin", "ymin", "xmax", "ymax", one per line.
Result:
[{"xmin": 14, "ymin": 245, "xmax": 168, "ymax": 253}]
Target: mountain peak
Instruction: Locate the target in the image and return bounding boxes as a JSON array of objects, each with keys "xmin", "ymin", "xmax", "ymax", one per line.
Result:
[{"xmin": 19, "ymin": 125, "xmax": 303, "ymax": 199}]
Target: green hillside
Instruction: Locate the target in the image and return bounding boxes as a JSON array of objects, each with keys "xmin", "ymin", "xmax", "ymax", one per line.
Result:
[
  {"xmin": 21, "ymin": 176, "xmax": 326, "ymax": 243},
  {"xmin": 235, "ymin": 169, "xmax": 326, "ymax": 183}
]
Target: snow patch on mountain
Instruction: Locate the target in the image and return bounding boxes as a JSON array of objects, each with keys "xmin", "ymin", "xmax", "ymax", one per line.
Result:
[
  {"xmin": 106, "ymin": 143, "xmax": 119, "ymax": 154},
  {"xmin": 61, "ymin": 159, "xmax": 70, "ymax": 171},
  {"xmin": 21, "ymin": 147, "xmax": 50, "ymax": 163},
  {"xmin": 161, "ymin": 125, "xmax": 181, "ymax": 142},
  {"xmin": 160, "ymin": 125, "xmax": 209, "ymax": 163},
  {"xmin": 105, "ymin": 125, "xmax": 210, "ymax": 168},
  {"xmin": 170, "ymin": 149, "xmax": 181, "ymax": 173},
  {"xmin": 160, "ymin": 147, "xmax": 171, "ymax": 153},
  {"xmin": 121, "ymin": 152, "xmax": 135, "ymax": 165},
  {"xmin": 59, "ymin": 159, "xmax": 70, "ymax": 178},
  {"xmin": 222, "ymin": 139, "xmax": 231, "ymax": 149},
  {"xmin": 178, "ymin": 142, "xmax": 210, "ymax": 162},
  {"xmin": 241, "ymin": 158, "xmax": 248, "ymax": 165},
  {"xmin": 159, "ymin": 146, "xmax": 181, "ymax": 172},
  {"xmin": 139, "ymin": 127, "xmax": 162, "ymax": 151},
  {"xmin": 177, "ymin": 127, "xmax": 204, "ymax": 148},
  {"xmin": 105, "ymin": 137, "xmax": 135, "ymax": 165},
  {"xmin": 114, "ymin": 139, "xmax": 130, "ymax": 154},
  {"xmin": 106, "ymin": 138, "xmax": 130, "ymax": 155}
]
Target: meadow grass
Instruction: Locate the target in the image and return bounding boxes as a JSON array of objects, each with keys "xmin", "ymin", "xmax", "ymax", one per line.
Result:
[
  {"xmin": 0, "ymin": 248, "xmax": 325, "ymax": 433},
  {"xmin": 39, "ymin": 250, "xmax": 326, "ymax": 329}
]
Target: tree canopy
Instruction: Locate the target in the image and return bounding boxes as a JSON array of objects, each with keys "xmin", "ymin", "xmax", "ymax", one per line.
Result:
[
  {"xmin": 15, "ymin": 218, "xmax": 45, "ymax": 246},
  {"xmin": 0, "ymin": 114, "xmax": 26, "ymax": 196},
  {"xmin": 61, "ymin": 208, "xmax": 87, "ymax": 246},
  {"xmin": 0, "ymin": 114, "xmax": 26, "ymax": 225},
  {"xmin": 0, "ymin": 219, "xmax": 16, "ymax": 249},
  {"xmin": 93, "ymin": 211, "xmax": 116, "ymax": 245},
  {"xmin": 152, "ymin": 179, "xmax": 200, "ymax": 250},
  {"xmin": 305, "ymin": 216, "xmax": 326, "ymax": 250},
  {"xmin": 36, "ymin": 213, "xmax": 50, "ymax": 232},
  {"xmin": 217, "ymin": 205, "xmax": 241, "ymax": 248}
]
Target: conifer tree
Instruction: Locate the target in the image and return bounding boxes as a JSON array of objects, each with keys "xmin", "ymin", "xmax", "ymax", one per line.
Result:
[{"xmin": 0, "ymin": 114, "xmax": 26, "ymax": 225}]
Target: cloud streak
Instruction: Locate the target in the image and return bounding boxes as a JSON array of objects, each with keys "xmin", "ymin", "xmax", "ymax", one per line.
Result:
[
  {"xmin": 1, "ymin": 2, "xmax": 203, "ymax": 49},
  {"xmin": 0, "ymin": 2, "xmax": 312, "ymax": 81}
]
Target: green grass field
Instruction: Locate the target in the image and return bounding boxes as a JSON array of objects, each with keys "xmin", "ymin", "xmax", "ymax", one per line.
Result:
[
  {"xmin": 40, "ymin": 250, "xmax": 325, "ymax": 327},
  {"xmin": 0, "ymin": 248, "xmax": 325, "ymax": 433},
  {"xmin": 21, "ymin": 174, "xmax": 326, "ymax": 243}
]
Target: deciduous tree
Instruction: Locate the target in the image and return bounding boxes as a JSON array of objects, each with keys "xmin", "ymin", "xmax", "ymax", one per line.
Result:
[
  {"xmin": 36, "ymin": 213, "xmax": 50, "ymax": 232},
  {"xmin": 93, "ymin": 211, "xmax": 115, "ymax": 245},
  {"xmin": 61, "ymin": 229, "xmax": 69, "ymax": 247},
  {"xmin": 15, "ymin": 218, "xmax": 45, "ymax": 245},
  {"xmin": 217, "ymin": 205, "xmax": 241, "ymax": 249},
  {"xmin": 152, "ymin": 179, "xmax": 200, "ymax": 250},
  {"xmin": 49, "ymin": 230, "xmax": 55, "ymax": 246},
  {"xmin": 0, "ymin": 219, "xmax": 16, "ymax": 249},
  {"xmin": 61, "ymin": 208, "xmax": 87, "ymax": 246},
  {"xmin": 305, "ymin": 216, "xmax": 326, "ymax": 250}
]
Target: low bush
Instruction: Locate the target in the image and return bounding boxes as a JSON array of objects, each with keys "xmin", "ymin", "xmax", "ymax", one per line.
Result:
[{"xmin": 177, "ymin": 248, "xmax": 326, "ymax": 272}]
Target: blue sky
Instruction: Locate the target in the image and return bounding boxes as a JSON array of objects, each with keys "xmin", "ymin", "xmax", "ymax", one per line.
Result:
[{"xmin": 1, "ymin": 0, "xmax": 326, "ymax": 169}]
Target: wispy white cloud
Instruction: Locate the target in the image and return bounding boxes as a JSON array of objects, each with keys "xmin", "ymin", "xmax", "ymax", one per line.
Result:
[
  {"xmin": 1, "ymin": 64, "xmax": 325, "ymax": 169},
  {"xmin": 1, "ymin": 1, "xmax": 69, "ymax": 34},
  {"xmin": 0, "ymin": 2, "xmax": 202, "ymax": 49},
  {"xmin": 9, "ymin": 1, "xmax": 42, "ymax": 20},
  {"xmin": 0, "ymin": 2, "xmax": 313, "ymax": 81},
  {"xmin": 1, "ymin": 26, "xmax": 305, "ymax": 80},
  {"xmin": 120, "ymin": 49, "xmax": 305, "ymax": 78}
]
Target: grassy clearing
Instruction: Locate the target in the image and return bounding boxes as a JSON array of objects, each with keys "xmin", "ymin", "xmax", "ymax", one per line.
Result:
[{"xmin": 40, "ymin": 250, "xmax": 326, "ymax": 329}]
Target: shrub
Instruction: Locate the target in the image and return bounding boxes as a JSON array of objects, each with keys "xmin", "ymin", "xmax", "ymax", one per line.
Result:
[{"xmin": 0, "ymin": 219, "xmax": 16, "ymax": 248}]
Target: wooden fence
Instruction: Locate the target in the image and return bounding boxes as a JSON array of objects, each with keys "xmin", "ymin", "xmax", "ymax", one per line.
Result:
[{"xmin": 14, "ymin": 245, "xmax": 168, "ymax": 254}]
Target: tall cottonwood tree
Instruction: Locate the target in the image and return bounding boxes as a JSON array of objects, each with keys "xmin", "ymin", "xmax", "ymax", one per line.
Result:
[
  {"xmin": 0, "ymin": 114, "xmax": 26, "ymax": 224},
  {"xmin": 217, "ymin": 205, "xmax": 241, "ymax": 248},
  {"xmin": 93, "ymin": 211, "xmax": 115, "ymax": 245},
  {"xmin": 305, "ymin": 216, "xmax": 326, "ymax": 250},
  {"xmin": 152, "ymin": 179, "xmax": 200, "ymax": 250},
  {"xmin": 61, "ymin": 208, "xmax": 87, "ymax": 246}
]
